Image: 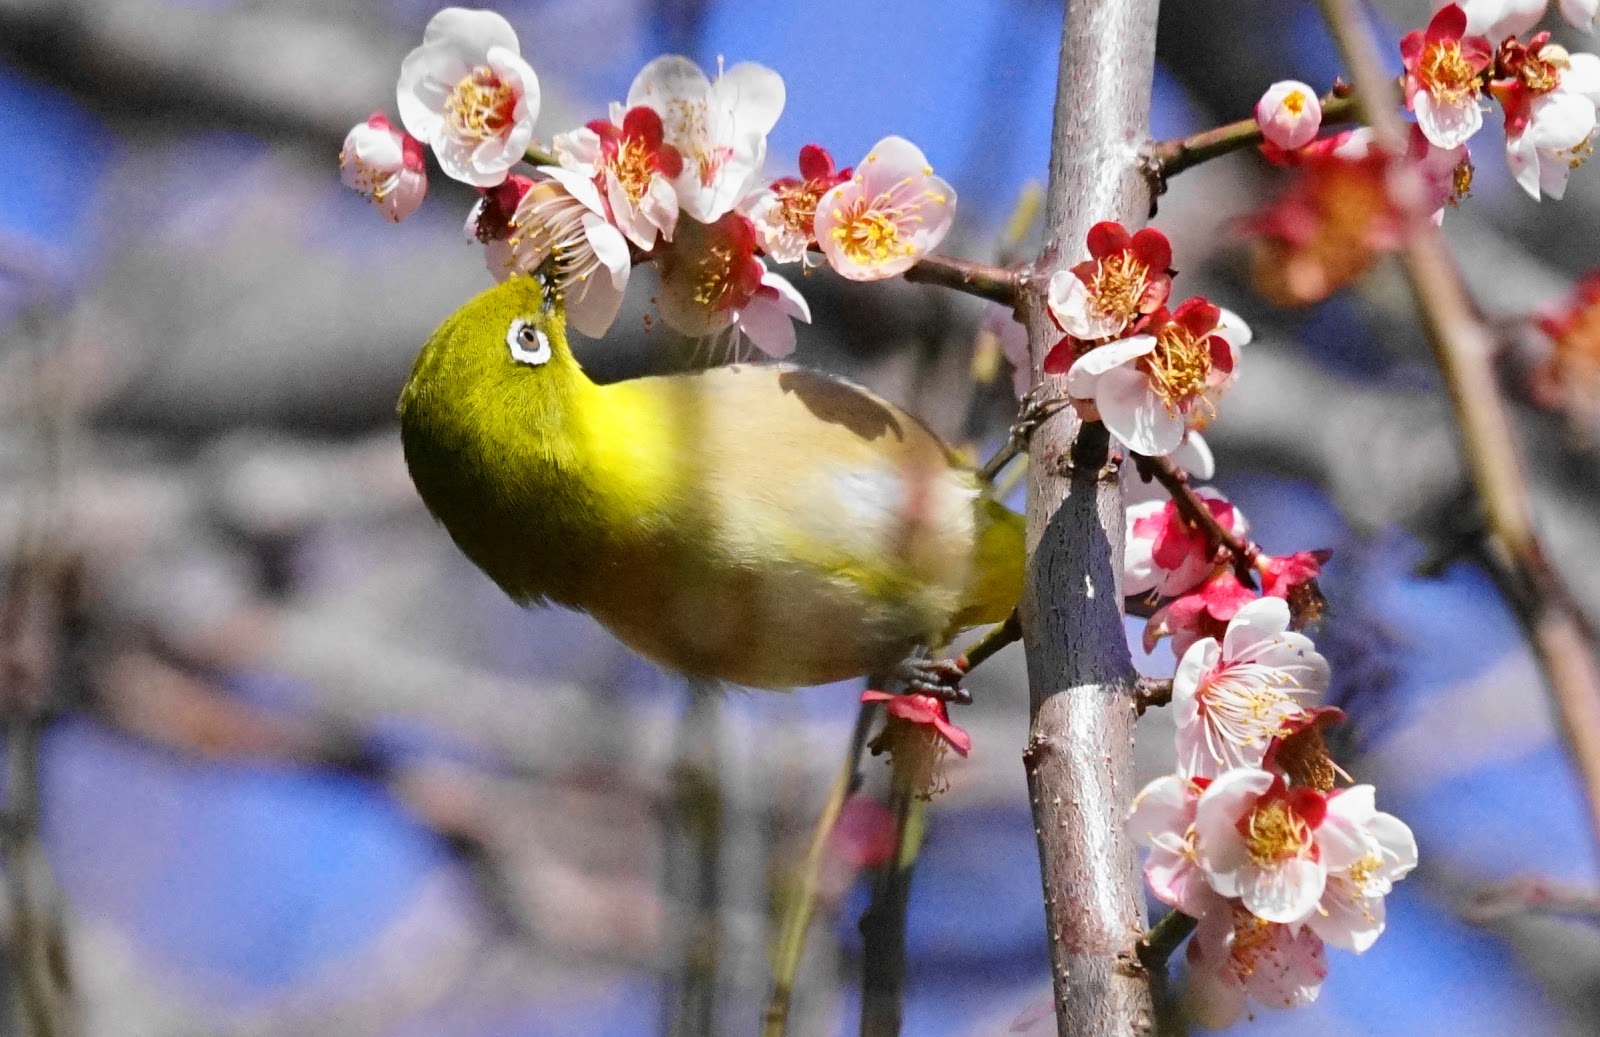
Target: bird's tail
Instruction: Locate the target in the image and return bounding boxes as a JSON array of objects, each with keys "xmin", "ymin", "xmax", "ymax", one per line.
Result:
[{"xmin": 948, "ymin": 496, "xmax": 1025, "ymax": 633}]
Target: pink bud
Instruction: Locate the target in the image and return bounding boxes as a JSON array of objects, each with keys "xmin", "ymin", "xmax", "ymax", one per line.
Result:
[{"xmin": 1255, "ymin": 81, "xmax": 1323, "ymax": 151}]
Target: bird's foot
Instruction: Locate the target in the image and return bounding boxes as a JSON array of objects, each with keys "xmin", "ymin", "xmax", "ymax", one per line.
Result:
[
  {"xmin": 893, "ymin": 657, "xmax": 971, "ymax": 704},
  {"xmin": 1009, "ymin": 388, "xmax": 1070, "ymax": 449}
]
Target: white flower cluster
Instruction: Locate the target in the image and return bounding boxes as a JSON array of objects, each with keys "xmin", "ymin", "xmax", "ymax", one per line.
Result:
[{"xmin": 339, "ymin": 8, "xmax": 958, "ymax": 355}]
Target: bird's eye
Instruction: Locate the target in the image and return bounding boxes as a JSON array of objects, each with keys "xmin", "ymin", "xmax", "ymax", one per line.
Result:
[{"xmin": 507, "ymin": 318, "xmax": 552, "ymax": 366}]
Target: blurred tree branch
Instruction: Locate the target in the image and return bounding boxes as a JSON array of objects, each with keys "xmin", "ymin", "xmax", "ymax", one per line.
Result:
[{"xmin": 1318, "ymin": 0, "xmax": 1600, "ymax": 851}]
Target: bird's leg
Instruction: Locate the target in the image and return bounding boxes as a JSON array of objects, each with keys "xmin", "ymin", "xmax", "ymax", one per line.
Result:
[
  {"xmin": 978, "ymin": 388, "xmax": 1072, "ymax": 485},
  {"xmin": 891, "ymin": 610, "xmax": 1022, "ymax": 704}
]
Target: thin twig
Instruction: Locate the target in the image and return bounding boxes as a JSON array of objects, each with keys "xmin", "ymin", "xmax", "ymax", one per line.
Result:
[
  {"xmin": 1133, "ymin": 677, "xmax": 1173, "ymax": 716},
  {"xmin": 666, "ymin": 681, "xmax": 724, "ymax": 1037},
  {"xmin": 762, "ymin": 702, "xmax": 878, "ymax": 1037},
  {"xmin": 1464, "ymin": 876, "xmax": 1600, "ymax": 925},
  {"xmin": 1132, "ymin": 453, "xmax": 1258, "ymax": 585},
  {"xmin": 0, "ymin": 311, "xmax": 79, "ymax": 1037},
  {"xmin": 523, "ymin": 142, "xmax": 559, "ymax": 166},
  {"xmin": 1144, "ymin": 89, "xmax": 1360, "ymax": 181},
  {"xmin": 1317, "ymin": 0, "xmax": 1600, "ymax": 851},
  {"xmin": 1135, "ymin": 910, "xmax": 1198, "ymax": 973},
  {"xmin": 902, "ymin": 254, "xmax": 1022, "ymax": 307},
  {"xmin": 858, "ymin": 783, "xmax": 922, "ymax": 1037},
  {"xmin": 957, "ymin": 610, "xmax": 1022, "ymax": 674}
]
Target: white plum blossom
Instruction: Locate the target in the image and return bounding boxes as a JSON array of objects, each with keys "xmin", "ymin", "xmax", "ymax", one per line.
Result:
[
  {"xmin": 396, "ymin": 7, "xmax": 540, "ymax": 187},
  {"xmin": 499, "ymin": 169, "xmax": 632, "ymax": 339},
  {"xmin": 1256, "ymin": 81, "xmax": 1323, "ymax": 150},
  {"xmin": 339, "ymin": 113, "xmax": 427, "ymax": 221},
  {"xmin": 1502, "ymin": 49, "xmax": 1600, "ymax": 200},
  {"xmin": 1126, "ymin": 774, "xmax": 1221, "ymax": 918},
  {"xmin": 1185, "ymin": 902, "xmax": 1328, "ymax": 1029},
  {"xmin": 1125, "ymin": 490, "xmax": 1247, "ymax": 599},
  {"xmin": 1306, "ymin": 786, "xmax": 1419, "ymax": 953},
  {"xmin": 1403, "ymin": 6, "xmax": 1492, "ymax": 151},
  {"xmin": 813, "ymin": 136, "xmax": 956, "ymax": 280},
  {"xmin": 627, "ymin": 55, "xmax": 785, "ymax": 223},
  {"xmin": 1566, "ymin": 0, "xmax": 1600, "ymax": 31},
  {"xmin": 655, "ymin": 213, "xmax": 811, "ymax": 357},
  {"xmin": 1193, "ymin": 768, "xmax": 1368, "ymax": 924},
  {"xmin": 1064, "ymin": 300, "xmax": 1250, "ymax": 457},
  {"xmin": 552, "ymin": 107, "xmax": 682, "ymax": 249},
  {"xmin": 1173, "ymin": 596, "xmax": 1329, "ymax": 778}
]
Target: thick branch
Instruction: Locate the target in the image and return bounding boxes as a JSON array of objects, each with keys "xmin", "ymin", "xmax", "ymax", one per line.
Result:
[
  {"xmin": 1145, "ymin": 89, "xmax": 1360, "ymax": 180},
  {"xmin": 902, "ymin": 254, "xmax": 1021, "ymax": 307},
  {"xmin": 1018, "ymin": 2, "xmax": 1160, "ymax": 1035},
  {"xmin": 1317, "ymin": 0, "xmax": 1600, "ymax": 849}
]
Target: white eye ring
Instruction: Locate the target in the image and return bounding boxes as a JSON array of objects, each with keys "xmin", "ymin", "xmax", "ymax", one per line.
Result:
[{"xmin": 507, "ymin": 318, "xmax": 552, "ymax": 366}]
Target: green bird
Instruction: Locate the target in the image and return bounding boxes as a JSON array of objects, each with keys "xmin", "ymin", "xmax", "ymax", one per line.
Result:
[{"xmin": 398, "ymin": 275, "xmax": 1024, "ymax": 689}]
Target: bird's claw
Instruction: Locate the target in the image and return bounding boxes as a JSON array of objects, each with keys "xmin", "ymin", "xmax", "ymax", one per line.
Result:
[
  {"xmin": 1008, "ymin": 390, "xmax": 1070, "ymax": 450},
  {"xmin": 894, "ymin": 657, "xmax": 971, "ymax": 704}
]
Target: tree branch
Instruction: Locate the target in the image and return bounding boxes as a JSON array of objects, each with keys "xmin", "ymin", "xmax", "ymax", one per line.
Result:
[
  {"xmin": 1144, "ymin": 88, "xmax": 1360, "ymax": 181},
  {"xmin": 902, "ymin": 254, "xmax": 1022, "ymax": 307},
  {"xmin": 1132, "ymin": 452, "xmax": 1259, "ymax": 584},
  {"xmin": 763, "ymin": 702, "xmax": 878, "ymax": 1037},
  {"xmin": 1317, "ymin": 0, "xmax": 1600, "ymax": 850},
  {"xmin": 1017, "ymin": 1, "xmax": 1161, "ymax": 1034}
]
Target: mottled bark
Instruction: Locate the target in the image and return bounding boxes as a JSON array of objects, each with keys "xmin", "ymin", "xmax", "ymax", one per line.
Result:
[{"xmin": 1018, "ymin": 1, "xmax": 1162, "ymax": 1035}]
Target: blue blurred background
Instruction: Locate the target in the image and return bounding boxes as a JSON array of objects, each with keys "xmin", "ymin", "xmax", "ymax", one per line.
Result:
[{"xmin": 3, "ymin": 0, "xmax": 1600, "ymax": 1034}]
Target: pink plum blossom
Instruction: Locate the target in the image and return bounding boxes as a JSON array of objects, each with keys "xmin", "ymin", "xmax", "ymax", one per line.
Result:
[
  {"xmin": 655, "ymin": 213, "xmax": 811, "ymax": 357},
  {"xmin": 860, "ymin": 690, "xmax": 971, "ymax": 757},
  {"xmin": 396, "ymin": 7, "xmax": 540, "ymax": 187},
  {"xmin": 861, "ymin": 689, "xmax": 971, "ymax": 797},
  {"xmin": 1043, "ymin": 222, "xmax": 1172, "ymax": 352},
  {"xmin": 493, "ymin": 169, "xmax": 632, "ymax": 338},
  {"xmin": 1126, "ymin": 774, "xmax": 1220, "ymax": 917},
  {"xmin": 1255, "ymin": 81, "xmax": 1323, "ymax": 151},
  {"xmin": 1435, "ymin": 0, "xmax": 1548, "ymax": 39},
  {"xmin": 1172, "ymin": 597, "xmax": 1330, "ymax": 779},
  {"xmin": 1185, "ymin": 902, "xmax": 1328, "ymax": 1029},
  {"xmin": 814, "ymin": 137, "xmax": 956, "ymax": 281},
  {"xmin": 1258, "ymin": 548, "xmax": 1331, "ymax": 628},
  {"xmin": 1193, "ymin": 768, "xmax": 1367, "ymax": 924},
  {"xmin": 339, "ymin": 113, "xmax": 427, "ymax": 221},
  {"xmin": 1144, "ymin": 569, "xmax": 1258, "ymax": 656},
  {"xmin": 744, "ymin": 144, "xmax": 850, "ymax": 264},
  {"xmin": 464, "ymin": 173, "xmax": 533, "ymax": 276},
  {"xmin": 1062, "ymin": 299, "xmax": 1250, "ymax": 457},
  {"xmin": 1402, "ymin": 6, "xmax": 1493, "ymax": 150},
  {"xmin": 1125, "ymin": 491, "xmax": 1247, "ymax": 599},
  {"xmin": 1305, "ymin": 785, "xmax": 1418, "ymax": 953},
  {"xmin": 626, "ymin": 55, "xmax": 785, "ymax": 223},
  {"xmin": 553, "ymin": 106, "xmax": 683, "ymax": 249}
]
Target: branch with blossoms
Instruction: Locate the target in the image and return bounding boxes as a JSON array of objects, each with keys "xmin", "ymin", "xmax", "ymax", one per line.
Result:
[
  {"xmin": 1019, "ymin": 203, "xmax": 1412, "ymax": 1022},
  {"xmin": 332, "ymin": 0, "xmax": 1600, "ymax": 1032},
  {"xmin": 341, "ymin": 9, "xmax": 975, "ymax": 360}
]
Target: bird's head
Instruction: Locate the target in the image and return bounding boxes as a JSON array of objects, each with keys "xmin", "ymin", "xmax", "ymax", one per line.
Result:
[
  {"xmin": 399, "ymin": 273, "xmax": 599, "ymax": 470},
  {"xmin": 416, "ymin": 273, "xmax": 585, "ymax": 386}
]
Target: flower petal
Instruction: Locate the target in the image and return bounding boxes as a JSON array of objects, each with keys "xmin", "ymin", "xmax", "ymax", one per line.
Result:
[{"xmin": 1095, "ymin": 365, "xmax": 1184, "ymax": 455}]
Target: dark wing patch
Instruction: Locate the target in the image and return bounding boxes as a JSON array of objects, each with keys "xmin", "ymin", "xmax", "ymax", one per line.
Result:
[{"xmin": 777, "ymin": 368, "xmax": 904, "ymax": 442}]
